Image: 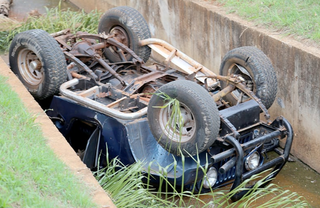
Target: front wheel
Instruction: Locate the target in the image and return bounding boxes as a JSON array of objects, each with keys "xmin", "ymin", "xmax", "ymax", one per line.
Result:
[
  {"xmin": 219, "ymin": 46, "xmax": 277, "ymax": 109},
  {"xmin": 9, "ymin": 29, "xmax": 67, "ymax": 100},
  {"xmin": 147, "ymin": 80, "xmax": 220, "ymax": 157}
]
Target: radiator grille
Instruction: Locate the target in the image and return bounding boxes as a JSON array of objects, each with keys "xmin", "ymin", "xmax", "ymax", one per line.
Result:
[{"xmin": 215, "ymin": 132, "xmax": 253, "ymax": 186}]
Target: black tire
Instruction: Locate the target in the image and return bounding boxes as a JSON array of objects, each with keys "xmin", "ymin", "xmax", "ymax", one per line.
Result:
[
  {"xmin": 219, "ymin": 46, "xmax": 277, "ymax": 109},
  {"xmin": 98, "ymin": 6, "xmax": 151, "ymax": 63},
  {"xmin": 9, "ymin": 29, "xmax": 67, "ymax": 100},
  {"xmin": 147, "ymin": 80, "xmax": 220, "ymax": 156}
]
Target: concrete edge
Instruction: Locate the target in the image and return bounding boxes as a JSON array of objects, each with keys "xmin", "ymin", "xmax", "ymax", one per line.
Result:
[
  {"xmin": 0, "ymin": 57, "xmax": 116, "ymax": 208},
  {"xmin": 193, "ymin": 0, "xmax": 320, "ymax": 57}
]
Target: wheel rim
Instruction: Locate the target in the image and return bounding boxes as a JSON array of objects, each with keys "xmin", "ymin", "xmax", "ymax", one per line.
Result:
[
  {"xmin": 159, "ymin": 102, "xmax": 196, "ymax": 143},
  {"xmin": 110, "ymin": 26, "xmax": 129, "ymax": 46},
  {"xmin": 228, "ymin": 64, "xmax": 254, "ymax": 103},
  {"xmin": 17, "ymin": 48, "xmax": 44, "ymax": 87},
  {"xmin": 109, "ymin": 26, "xmax": 130, "ymax": 58}
]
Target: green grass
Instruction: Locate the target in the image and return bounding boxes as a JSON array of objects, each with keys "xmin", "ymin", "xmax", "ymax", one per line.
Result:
[
  {"xmin": 0, "ymin": 75, "xmax": 97, "ymax": 208},
  {"xmin": 0, "ymin": 5, "xmax": 101, "ymax": 52},
  {"xmin": 215, "ymin": 0, "xmax": 320, "ymax": 41},
  {"xmin": 96, "ymin": 153, "xmax": 311, "ymax": 208}
]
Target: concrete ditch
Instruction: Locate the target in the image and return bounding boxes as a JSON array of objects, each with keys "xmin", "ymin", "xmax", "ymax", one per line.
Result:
[
  {"xmin": 0, "ymin": 57, "xmax": 115, "ymax": 208},
  {"xmin": 70, "ymin": 0, "xmax": 320, "ymax": 174},
  {"xmin": 1, "ymin": 0, "xmax": 320, "ymax": 206}
]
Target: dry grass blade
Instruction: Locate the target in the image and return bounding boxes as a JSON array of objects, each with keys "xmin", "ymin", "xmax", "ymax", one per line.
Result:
[{"xmin": 0, "ymin": 16, "xmax": 20, "ymax": 31}]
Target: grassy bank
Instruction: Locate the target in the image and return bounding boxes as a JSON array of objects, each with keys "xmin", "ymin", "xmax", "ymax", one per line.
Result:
[
  {"xmin": 215, "ymin": 0, "xmax": 320, "ymax": 42},
  {"xmin": 0, "ymin": 75, "xmax": 96, "ymax": 208},
  {"xmin": 0, "ymin": 6, "xmax": 103, "ymax": 207}
]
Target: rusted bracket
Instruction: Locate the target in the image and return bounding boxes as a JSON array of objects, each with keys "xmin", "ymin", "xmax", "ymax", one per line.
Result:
[
  {"xmin": 53, "ymin": 30, "xmax": 144, "ymax": 67},
  {"xmin": 94, "ymin": 54, "xmax": 127, "ymax": 86},
  {"xmin": 124, "ymin": 71, "xmax": 170, "ymax": 95},
  {"xmin": 71, "ymin": 33, "xmax": 144, "ymax": 65},
  {"xmin": 235, "ymin": 82, "xmax": 270, "ymax": 121},
  {"xmin": 106, "ymin": 38, "xmax": 144, "ymax": 64},
  {"xmin": 220, "ymin": 114, "xmax": 240, "ymax": 139},
  {"xmin": 164, "ymin": 49, "xmax": 177, "ymax": 71},
  {"xmin": 64, "ymin": 52, "xmax": 98, "ymax": 80},
  {"xmin": 205, "ymin": 74, "xmax": 270, "ymax": 120}
]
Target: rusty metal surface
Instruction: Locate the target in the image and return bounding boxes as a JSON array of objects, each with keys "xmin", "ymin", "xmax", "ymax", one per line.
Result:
[
  {"xmin": 60, "ymin": 79, "xmax": 148, "ymax": 120},
  {"xmin": 208, "ymin": 74, "xmax": 271, "ymax": 120},
  {"xmin": 140, "ymin": 38, "xmax": 218, "ymax": 87},
  {"xmin": 213, "ymin": 85, "xmax": 235, "ymax": 102},
  {"xmin": 125, "ymin": 70, "xmax": 174, "ymax": 95},
  {"xmin": 48, "ymin": 28, "xmax": 272, "ymax": 124}
]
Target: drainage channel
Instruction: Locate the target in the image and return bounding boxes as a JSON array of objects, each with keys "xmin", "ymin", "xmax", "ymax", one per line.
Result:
[{"xmin": 3, "ymin": 1, "xmax": 320, "ymax": 207}]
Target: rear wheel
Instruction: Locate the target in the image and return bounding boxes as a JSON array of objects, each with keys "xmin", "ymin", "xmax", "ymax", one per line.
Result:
[
  {"xmin": 9, "ymin": 29, "xmax": 67, "ymax": 100},
  {"xmin": 219, "ymin": 46, "xmax": 277, "ymax": 109},
  {"xmin": 147, "ymin": 80, "xmax": 220, "ymax": 156},
  {"xmin": 98, "ymin": 6, "xmax": 151, "ymax": 63}
]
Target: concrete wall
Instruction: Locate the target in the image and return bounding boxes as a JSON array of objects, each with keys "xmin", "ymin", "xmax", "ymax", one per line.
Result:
[{"xmin": 70, "ymin": 0, "xmax": 320, "ymax": 173}]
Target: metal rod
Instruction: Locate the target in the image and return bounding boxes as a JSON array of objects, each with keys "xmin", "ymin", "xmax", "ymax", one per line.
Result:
[
  {"xmin": 213, "ymin": 85, "xmax": 235, "ymax": 102},
  {"xmin": 59, "ymin": 79, "xmax": 148, "ymax": 120},
  {"xmin": 243, "ymin": 156, "xmax": 284, "ymax": 180},
  {"xmin": 95, "ymin": 56, "xmax": 127, "ymax": 86},
  {"xmin": 219, "ymin": 157, "xmax": 237, "ymax": 174},
  {"xmin": 140, "ymin": 38, "xmax": 215, "ymax": 76},
  {"xmin": 211, "ymin": 130, "xmax": 282, "ymax": 163},
  {"xmin": 50, "ymin": 29, "xmax": 70, "ymax": 37},
  {"xmin": 224, "ymin": 136, "xmax": 244, "ymax": 194},
  {"xmin": 64, "ymin": 52, "xmax": 98, "ymax": 80},
  {"xmin": 140, "ymin": 38, "xmax": 218, "ymax": 88},
  {"xmin": 261, "ymin": 117, "xmax": 294, "ymax": 182}
]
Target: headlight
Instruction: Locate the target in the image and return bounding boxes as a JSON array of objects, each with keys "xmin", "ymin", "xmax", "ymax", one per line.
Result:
[
  {"xmin": 203, "ymin": 167, "xmax": 218, "ymax": 189},
  {"xmin": 245, "ymin": 151, "xmax": 260, "ymax": 171}
]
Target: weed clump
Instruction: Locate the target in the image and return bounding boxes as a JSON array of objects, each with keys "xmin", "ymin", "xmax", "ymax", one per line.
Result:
[{"xmin": 0, "ymin": 7, "xmax": 101, "ymax": 53}]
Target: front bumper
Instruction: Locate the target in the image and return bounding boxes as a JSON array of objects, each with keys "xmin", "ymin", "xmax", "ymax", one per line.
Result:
[{"xmin": 211, "ymin": 117, "xmax": 293, "ymax": 201}]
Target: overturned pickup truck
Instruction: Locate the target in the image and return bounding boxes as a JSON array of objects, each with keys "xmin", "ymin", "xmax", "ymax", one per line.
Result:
[{"xmin": 9, "ymin": 6, "xmax": 293, "ymax": 201}]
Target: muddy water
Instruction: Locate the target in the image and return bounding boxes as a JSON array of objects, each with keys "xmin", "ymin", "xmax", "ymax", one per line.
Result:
[
  {"xmin": 273, "ymin": 159, "xmax": 320, "ymax": 207},
  {"xmin": 200, "ymin": 157, "xmax": 320, "ymax": 207},
  {"xmin": 9, "ymin": 0, "xmax": 79, "ymax": 21}
]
